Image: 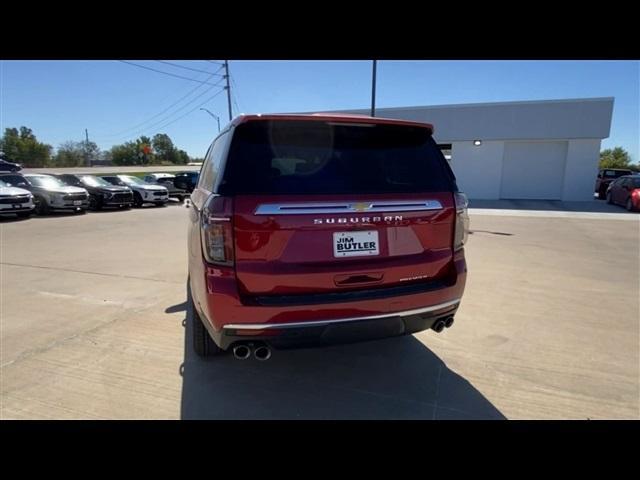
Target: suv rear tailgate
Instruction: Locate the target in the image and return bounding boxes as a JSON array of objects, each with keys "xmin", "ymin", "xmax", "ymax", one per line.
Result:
[{"xmin": 233, "ymin": 192, "xmax": 455, "ymax": 296}]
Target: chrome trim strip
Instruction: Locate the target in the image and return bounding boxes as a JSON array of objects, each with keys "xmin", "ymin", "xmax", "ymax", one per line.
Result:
[
  {"xmin": 255, "ymin": 200, "xmax": 443, "ymax": 215},
  {"xmin": 223, "ymin": 298, "xmax": 460, "ymax": 330}
]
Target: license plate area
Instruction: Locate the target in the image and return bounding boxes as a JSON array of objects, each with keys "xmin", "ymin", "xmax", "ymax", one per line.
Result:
[
  {"xmin": 333, "ymin": 230, "xmax": 379, "ymax": 258},
  {"xmin": 73, "ymin": 200, "xmax": 83, "ymax": 205}
]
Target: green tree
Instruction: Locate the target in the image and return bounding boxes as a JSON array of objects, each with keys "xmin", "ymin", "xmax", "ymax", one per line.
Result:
[
  {"xmin": 136, "ymin": 136, "xmax": 154, "ymax": 165},
  {"xmin": 599, "ymin": 147, "xmax": 632, "ymax": 169},
  {"xmin": 176, "ymin": 149, "xmax": 190, "ymax": 165},
  {"xmin": 54, "ymin": 141, "xmax": 85, "ymax": 167},
  {"xmin": 152, "ymin": 133, "xmax": 177, "ymax": 163},
  {"xmin": 0, "ymin": 126, "xmax": 53, "ymax": 167},
  {"xmin": 53, "ymin": 140, "xmax": 100, "ymax": 167},
  {"xmin": 110, "ymin": 141, "xmax": 139, "ymax": 165}
]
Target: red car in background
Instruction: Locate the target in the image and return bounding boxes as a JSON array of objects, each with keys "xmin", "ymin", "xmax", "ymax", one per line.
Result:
[
  {"xmin": 188, "ymin": 114, "xmax": 469, "ymax": 360},
  {"xmin": 595, "ymin": 168, "xmax": 633, "ymax": 199},
  {"xmin": 606, "ymin": 175, "xmax": 640, "ymax": 211}
]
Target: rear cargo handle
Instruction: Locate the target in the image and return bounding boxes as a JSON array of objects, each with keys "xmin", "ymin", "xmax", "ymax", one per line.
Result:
[{"xmin": 334, "ymin": 273, "xmax": 384, "ymax": 286}]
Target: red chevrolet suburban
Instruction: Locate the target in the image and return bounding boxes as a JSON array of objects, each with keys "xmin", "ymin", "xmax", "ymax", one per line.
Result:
[{"xmin": 187, "ymin": 114, "xmax": 468, "ymax": 360}]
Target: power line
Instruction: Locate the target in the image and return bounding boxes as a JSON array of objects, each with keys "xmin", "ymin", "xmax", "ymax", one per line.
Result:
[
  {"xmin": 150, "ymin": 89, "xmax": 227, "ymax": 132},
  {"xmin": 96, "ymin": 73, "xmax": 222, "ymax": 138},
  {"xmin": 230, "ymin": 74, "xmax": 242, "ymax": 113},
  {"xmin": 98, "ymin": 72, "xmax": 224, "ymax": 139},
  {"xmin": 110, "ymin": 83, "xmax": 226, "ymax": 140},
  {"xmin": 118, "ymin": 60, "xmax": 221, "ymax": 86},
  {"xmin": 155, "ymin": 60, "xmax": 225, "ymax": 76}
]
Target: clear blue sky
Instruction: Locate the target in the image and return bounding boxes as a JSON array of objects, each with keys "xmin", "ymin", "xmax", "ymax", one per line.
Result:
[{"xmin": 1, "ymin": 60, "xmax": 638, "ymax": 161}]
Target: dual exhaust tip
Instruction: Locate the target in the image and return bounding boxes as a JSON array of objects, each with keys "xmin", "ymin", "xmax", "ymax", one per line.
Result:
[
  {"xmin": 232, "ymin": 343, "xmax": 272, "ymax": 361},
  {"xmin": 432, "ymin": 316, "xmax": 455, "ymax": 333}
]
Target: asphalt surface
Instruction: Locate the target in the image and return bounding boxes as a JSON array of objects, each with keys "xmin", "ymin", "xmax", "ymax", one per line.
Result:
[{"xmin": 1, "ymin": 203, "xmax": 638, "ymax": 419}]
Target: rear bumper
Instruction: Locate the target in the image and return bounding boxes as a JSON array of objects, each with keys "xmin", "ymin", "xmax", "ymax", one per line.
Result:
[
  {"xmin": 212, "ymin": 298, "xmax": 460, "ymax": 350},
  {"xmin": 195, "ymin": 250, "xmax": 467, "ymax": 351}
]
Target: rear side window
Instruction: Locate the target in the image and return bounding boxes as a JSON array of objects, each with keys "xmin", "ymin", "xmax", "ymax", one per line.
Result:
[
  {"xmin": 199, "ymin": 132, "xmax": 228, "ymax": 191},
  {"xmin": 220, "ymin": 120, "xmax": 455, "ymax": 195}
]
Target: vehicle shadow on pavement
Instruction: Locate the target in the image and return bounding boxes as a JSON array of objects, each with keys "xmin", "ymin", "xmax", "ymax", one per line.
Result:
[{"xmin": 177, "ymin": 297, "xmax": 505, "ymax": 420}]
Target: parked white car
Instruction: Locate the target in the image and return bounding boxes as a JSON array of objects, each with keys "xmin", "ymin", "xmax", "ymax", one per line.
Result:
[
  {"xmin": 0, "ymin": 177, "xmax": 36, "ymax": 218},
  {"xmin": 100, "ymin": 175, "xmax": 169, "ymax": 207},
  {"xmin": 142, "ymin": 172, "xmax": 188, "ymax": 202}
]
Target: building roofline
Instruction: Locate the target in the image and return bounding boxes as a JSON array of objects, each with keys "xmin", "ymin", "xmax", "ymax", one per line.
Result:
[{"xmin": 334, "ymin": 97, "xmax": 615, "ymax": 113}]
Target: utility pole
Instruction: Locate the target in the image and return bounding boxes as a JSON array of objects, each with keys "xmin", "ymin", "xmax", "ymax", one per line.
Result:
[
  {"xmin": 224, "ymin": 60, "xmax": 232, "ymax": 121},
  {"xmin": 370, "ymin": 60, "xmax": 377, "ymax": 117},
  {"xmin": 85, "ymin": 129, "xmax": 90, "ymax": 166}
]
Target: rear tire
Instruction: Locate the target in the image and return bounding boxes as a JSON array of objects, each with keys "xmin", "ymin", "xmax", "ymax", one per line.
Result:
[
  {"xmin": 597, "ymin": 188, "xmax": 606, "ymax": 200},
  {"xmin": 89, "ymin": 196, "xmax": 102, "ymax": 210},
  {"xmin": 606, "ymin": 191, "xmax": 613, "ymax": 204},
  {"xmin": 188, "ymin": 279, "xmax": 221, "ymax": 357},
  {"xmin": 35, "ymin": 198, "xmax": 50, "ymax": 215},
  {"xmin": 626, "ymin": 198, "xmax": 635, "ymax": 212}
]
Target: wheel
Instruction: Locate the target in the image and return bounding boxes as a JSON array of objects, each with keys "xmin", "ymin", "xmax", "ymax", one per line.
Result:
[
  {"xmin": 120, "ymin": 204, "xmax": 131, "ymax": 210},
  {"xmin": 597, "ymin": 188, "xmax": 606, "ymax": 200},
  {"xmin": 188, "ymin": 278, "xmax": 221, "ymax": 357},
  {"xmin": 35, "ymin": 197, "xmax": 50, "ymax": 215},
  {"xmin": 133, "ymin": 192, "xmax": 143, "ymax": 208},
  {"xmin": 626, "ymin": 198, "xmax": 635, "ymax": 212},
  {"xmin": 606, "ymin": 191, "xmax": 613, "ymax": 204},
  {"xmin": 16, "ymin": 211, "xmax": 32, "ymax": 218},
  {"xmin": 89, "ymin": 196, "xmax": 102, "ymax": 210}
]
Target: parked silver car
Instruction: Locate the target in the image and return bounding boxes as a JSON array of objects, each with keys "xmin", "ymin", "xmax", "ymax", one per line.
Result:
[{"xmin": 1, "ymin": 173, "xmax": 89, "ymax": 214}]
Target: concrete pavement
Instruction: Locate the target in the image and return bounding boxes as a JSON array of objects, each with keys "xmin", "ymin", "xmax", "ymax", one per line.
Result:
[{"xmin": 1, "ymin": 205, "xmax": 638, "ymax": 419}]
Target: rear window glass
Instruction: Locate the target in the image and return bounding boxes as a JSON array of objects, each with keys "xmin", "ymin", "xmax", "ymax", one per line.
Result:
[
  {"xmin": 220, "ymin": 120, "xmax": 455, "ymax": 195},
  {"xmin": 604, "ymin": 170, "xmax": 631, "ymax": 178}
]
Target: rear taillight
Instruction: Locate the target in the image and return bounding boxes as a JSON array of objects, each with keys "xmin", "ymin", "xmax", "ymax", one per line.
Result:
[
  {"xmin": 201, "ymin": 195, "xmax": 234, "ymax": 266},
  {"xmin": 453, "ymin": 192, "xmax": 469, "ymax": 251}
]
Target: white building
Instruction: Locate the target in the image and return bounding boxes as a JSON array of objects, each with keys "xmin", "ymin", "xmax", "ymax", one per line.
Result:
[{"xmin": 333, "ymin": 97, "xmax": 614, "ymax": 201}]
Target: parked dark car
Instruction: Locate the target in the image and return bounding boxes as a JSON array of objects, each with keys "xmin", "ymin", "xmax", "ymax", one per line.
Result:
[
  {"xmin": 595, "ymin": 168, "xmax": 633, "ymax": 199},
  {"xmin": 187, "ymin": 114, "xmax": 468, "ymax": 360},
  {"xmin": 173, "ymin": 171, "xmax": 199, "ymax": 193},
  {"xmin": 55, "ymin": 174, "xmax": 134, "ymax": 210},
  {"xmin": 101, "ymin": 175, "xmax": 169, "ymax": 207},
  {"xmin": 606, "ymin": 175, "xmax": 640, "ymax": 211},
  {"xmin": 0, "ymin": 158, "xmax": 22, "ymax": 172}
]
